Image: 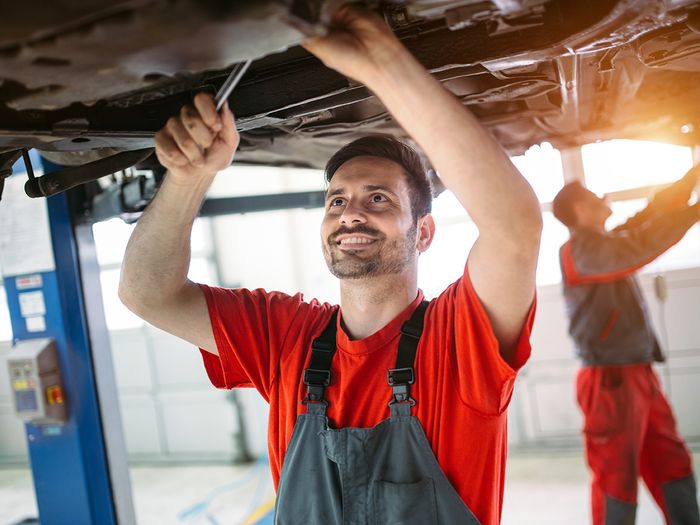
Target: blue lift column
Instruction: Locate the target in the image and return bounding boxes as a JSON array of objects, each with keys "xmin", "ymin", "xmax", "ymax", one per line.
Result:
[{"xmin": 1, "ymin": 154, "xmax": 135, "ymax": 525}]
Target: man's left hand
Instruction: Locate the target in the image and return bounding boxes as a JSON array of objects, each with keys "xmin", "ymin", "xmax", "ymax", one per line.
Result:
[{"xmin": 301, "ymin": 4, "xmax": 402, "ymax": 84}]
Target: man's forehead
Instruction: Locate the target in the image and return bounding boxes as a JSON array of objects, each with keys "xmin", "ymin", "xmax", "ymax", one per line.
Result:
[{"xmin": 327, "ymin": 156, "xmax": 408, "ymax": 190}]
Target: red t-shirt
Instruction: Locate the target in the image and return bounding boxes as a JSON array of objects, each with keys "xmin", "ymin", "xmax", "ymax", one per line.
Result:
[{"xmin": 199, "ymin": 265, "xmax": 535, "ymax": 525}]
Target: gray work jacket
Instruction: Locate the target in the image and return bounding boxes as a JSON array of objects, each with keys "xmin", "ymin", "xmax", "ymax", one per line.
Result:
[{"xmin": 559, "ymin": 201, "xmax": 699, "ymax": 366}]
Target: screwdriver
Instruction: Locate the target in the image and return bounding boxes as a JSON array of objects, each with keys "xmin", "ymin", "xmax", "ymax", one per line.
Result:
[{"xmin": 214, "ymin": 59, "xmax": 252, "ymax": 111}]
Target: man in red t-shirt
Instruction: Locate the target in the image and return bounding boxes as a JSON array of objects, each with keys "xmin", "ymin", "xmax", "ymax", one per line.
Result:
[{"xmin": 120, "ymin": 5, "xmax": 542, "ymax": 524}]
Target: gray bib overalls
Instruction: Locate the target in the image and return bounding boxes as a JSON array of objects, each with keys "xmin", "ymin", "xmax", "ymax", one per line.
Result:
[{"xmin": 274, "ymin": 302, "xmax": 481, "ymax": 525}]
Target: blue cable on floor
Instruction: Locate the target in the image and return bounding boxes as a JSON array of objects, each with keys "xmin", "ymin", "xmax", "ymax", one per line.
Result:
[
  {"xmin": 178, "ymin": 456, "xmax": 270, "ymax": 525},
  {"xmin": 238, "ymin": 460, "xmax": 271, "ymax": 524}
]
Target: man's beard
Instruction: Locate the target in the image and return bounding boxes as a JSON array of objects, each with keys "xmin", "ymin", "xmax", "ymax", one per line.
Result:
[{"xmin": 322, "ymin": 224, "xmax": 418, "ymax": 279}]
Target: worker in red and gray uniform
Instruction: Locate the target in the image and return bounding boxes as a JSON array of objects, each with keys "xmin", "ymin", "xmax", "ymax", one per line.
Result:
[{"xmin": 552, "ymin": 165, "xmax": 700, "ymax": 525}]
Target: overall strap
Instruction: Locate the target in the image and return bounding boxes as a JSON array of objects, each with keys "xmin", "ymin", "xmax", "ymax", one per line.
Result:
[
  {"xmin": 388, "ymin": 300, "xmax": 429, "ymax": 406},
  {"xmin": 303, "ymin": 310, "xmax": 339, "ymax": 405}
]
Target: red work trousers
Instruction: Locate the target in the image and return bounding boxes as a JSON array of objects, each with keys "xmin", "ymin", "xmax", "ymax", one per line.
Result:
[{"xmin": 577, "ymin": 363, "xmax": 695, "ymax": 524}]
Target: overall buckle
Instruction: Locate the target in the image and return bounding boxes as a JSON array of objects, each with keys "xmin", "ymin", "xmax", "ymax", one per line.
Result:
[
  {"xmin": 303, "ymin": 368, "xmax": 331, "ymax": 405},
  {"xmin": 387, "ymin": 367, "xmax": 416, "ymax": 406},
  {"xmin": 387, "ymin": 367, "xmax": 414, "ymax": 386},
  {"xmin": 304, "ymin": 368, "xmax": 331, "ymax": 387}
]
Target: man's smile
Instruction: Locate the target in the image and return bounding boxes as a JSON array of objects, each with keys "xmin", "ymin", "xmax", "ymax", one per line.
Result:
[{"xmin": 335, "ymin": 234, "xmax": 377, "ymax": 250}]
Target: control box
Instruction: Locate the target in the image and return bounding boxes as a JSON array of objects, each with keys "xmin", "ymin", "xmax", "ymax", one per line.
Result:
[{"xmin": 7, "ymin": 338, "xmax": 67, "ymax": 424}]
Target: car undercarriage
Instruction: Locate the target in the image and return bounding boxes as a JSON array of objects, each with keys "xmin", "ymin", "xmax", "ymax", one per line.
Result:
[{"xmin": 0, "ymin": 0, "xmax": 699, "ymax": 201}]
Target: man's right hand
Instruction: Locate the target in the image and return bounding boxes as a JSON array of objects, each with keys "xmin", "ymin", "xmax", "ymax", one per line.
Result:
[
  {"xmin": 652, "ymin": 163, "xmax": 700, "ymax": 210},
  {"xmin": 154, "ymin": 92, "xmax": 239, "ymax": 183}
]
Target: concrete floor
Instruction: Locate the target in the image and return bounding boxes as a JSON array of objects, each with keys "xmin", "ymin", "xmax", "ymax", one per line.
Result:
[
  {"xmin": 500, "ymin": 451, "xmax": 678, "ymax": 524},
  {"xmin": 2, "ymin": 451, "xmax": 699, "ymax": 524}
]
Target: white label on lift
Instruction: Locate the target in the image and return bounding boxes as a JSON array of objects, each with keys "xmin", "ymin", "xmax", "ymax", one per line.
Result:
[
  {"xmin": 15, "ymin": 274, "xmax": 43, "ymax": 290},
  {"xmin": 25, "ymin": 316, "xmax": 46, "ymax": 333},
  {"xmin": 19, "ymin": 291, "xmax": 46, "ymax": 317},
  {"xmin": 0, "ymin": 174, "xmax": 55, "ymax": 278}
]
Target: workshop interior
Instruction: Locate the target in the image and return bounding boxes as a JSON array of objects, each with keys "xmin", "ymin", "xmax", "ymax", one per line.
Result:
[{"xmin": 1, "ymin": 1, "xmax": 700, "ymax": 524}]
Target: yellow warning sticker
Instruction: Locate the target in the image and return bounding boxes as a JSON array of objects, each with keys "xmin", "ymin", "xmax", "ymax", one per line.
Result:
[{"xmin": 12, "ymin": 379, "xmax": 29, "ymax": 391}]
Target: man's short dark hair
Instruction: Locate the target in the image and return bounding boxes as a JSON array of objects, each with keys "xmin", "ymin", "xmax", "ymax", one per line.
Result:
[
  {"xmin": 552, "ymin": 181, "xmax": 592, "ymax": 227},
  {"xmin": 324, "ymin": 135, "xmax": 432, "ymax": 220}
]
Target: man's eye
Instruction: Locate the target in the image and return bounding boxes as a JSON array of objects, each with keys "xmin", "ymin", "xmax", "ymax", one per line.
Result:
[
  {"xmin": 371, "ymin": 194, "xmax": 387, "ymax": 203},
  {"xmin": 331, "ymin": 198, "xmax": 345, "ymax": 207}
]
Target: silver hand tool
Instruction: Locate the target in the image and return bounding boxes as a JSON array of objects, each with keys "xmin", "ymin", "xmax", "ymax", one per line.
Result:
[{"xmin": 214, "ymin": 59, "xmax": 252, "ymax": 111}]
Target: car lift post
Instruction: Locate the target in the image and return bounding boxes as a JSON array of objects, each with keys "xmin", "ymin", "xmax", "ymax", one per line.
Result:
[{"xmin": 1, "ymin": 154, "xmax": 135, "ymax": 525}]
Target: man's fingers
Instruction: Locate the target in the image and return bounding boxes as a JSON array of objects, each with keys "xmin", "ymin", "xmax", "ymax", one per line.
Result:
[
  {"xmin": 303, "ymin": 3, "xmax": 372, "ymax": 47},
  {"xmin": 154, "ymin": 131, "xmax": 189, "ymax": 167},
  {"xmin": 218, "ymin": 101, "xmax": 240, "ymax": 150},
  {"xmin": 180, "ymin": 105, "xmax": 216, "ymax": 150},
  {"xmin": 154, "ymin": 94, "xmax": 239, "ymax": 176},
  {"xmin": 329, "ymin": 3, "xmax": 386, "ymax": 33},
  {"xmin": 327, "ymin": 2, "xmax": 364, "ymax": 27},
  {"xmin": 193, "ymin": 93, "xmax": 221, "ymax": 132},
  {"xmin": 165, "ymin": 117, "xmax": 205, "ymax": 166}
]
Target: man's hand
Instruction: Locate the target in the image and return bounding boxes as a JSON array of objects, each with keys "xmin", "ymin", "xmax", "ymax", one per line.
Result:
[
  {"xmin": 301, "ymin": 4, "xmax": 402, "ymax": 84},
  {"xmin": 652, "ymin": 163, "xmax": 700, "ymax": 210},
  {"xmin": 154, "ymin": 93, "xmax": 239, "ymax": 183}
]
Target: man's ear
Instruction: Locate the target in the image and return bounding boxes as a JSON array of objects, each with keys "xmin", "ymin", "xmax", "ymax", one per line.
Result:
[{"xmin": 416, "ymin": 214, "xmax": 436, "ymax": 253}]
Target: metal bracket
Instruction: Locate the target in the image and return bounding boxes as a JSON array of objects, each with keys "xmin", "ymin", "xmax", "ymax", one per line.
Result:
[{"xmin": 24, "ymin": 148, "xmax": 155, "ymax": 198}]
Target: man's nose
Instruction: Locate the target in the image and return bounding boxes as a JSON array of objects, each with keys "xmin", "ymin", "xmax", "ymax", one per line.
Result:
[{"xmin": 339, "ymin": 200, "xmax": 366, "ymax": 224}]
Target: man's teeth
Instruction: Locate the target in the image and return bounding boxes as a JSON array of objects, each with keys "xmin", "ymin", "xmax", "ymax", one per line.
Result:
[{"xmin": 340, "ymin": 237, "xmax": 373, "ymax": 245}]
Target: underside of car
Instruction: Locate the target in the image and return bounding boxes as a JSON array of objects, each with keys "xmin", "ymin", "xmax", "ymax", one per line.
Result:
[{"xmin": 0, "ymin": 0, "xmax": 699, "ymax": 203}]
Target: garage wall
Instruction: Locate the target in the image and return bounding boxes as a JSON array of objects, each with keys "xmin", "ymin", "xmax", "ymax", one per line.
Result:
[{"xmin": 108, "ymin": 325, "xmax": 270, "ymax": 462}]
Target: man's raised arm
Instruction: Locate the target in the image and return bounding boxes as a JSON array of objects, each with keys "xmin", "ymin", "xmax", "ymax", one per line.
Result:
[
  {"xmin": 303, "ymin": 6, "xmax": 542, "ymax": 357},
  {"xmin": 119, "ymin": 94, "xmax": 239, "ymax": 355}
]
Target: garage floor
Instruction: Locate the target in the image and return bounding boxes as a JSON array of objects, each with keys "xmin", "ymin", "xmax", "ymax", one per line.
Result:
[{"xmin": 1, "ymin": 451, "xmax": 698, "ymax": 524}]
